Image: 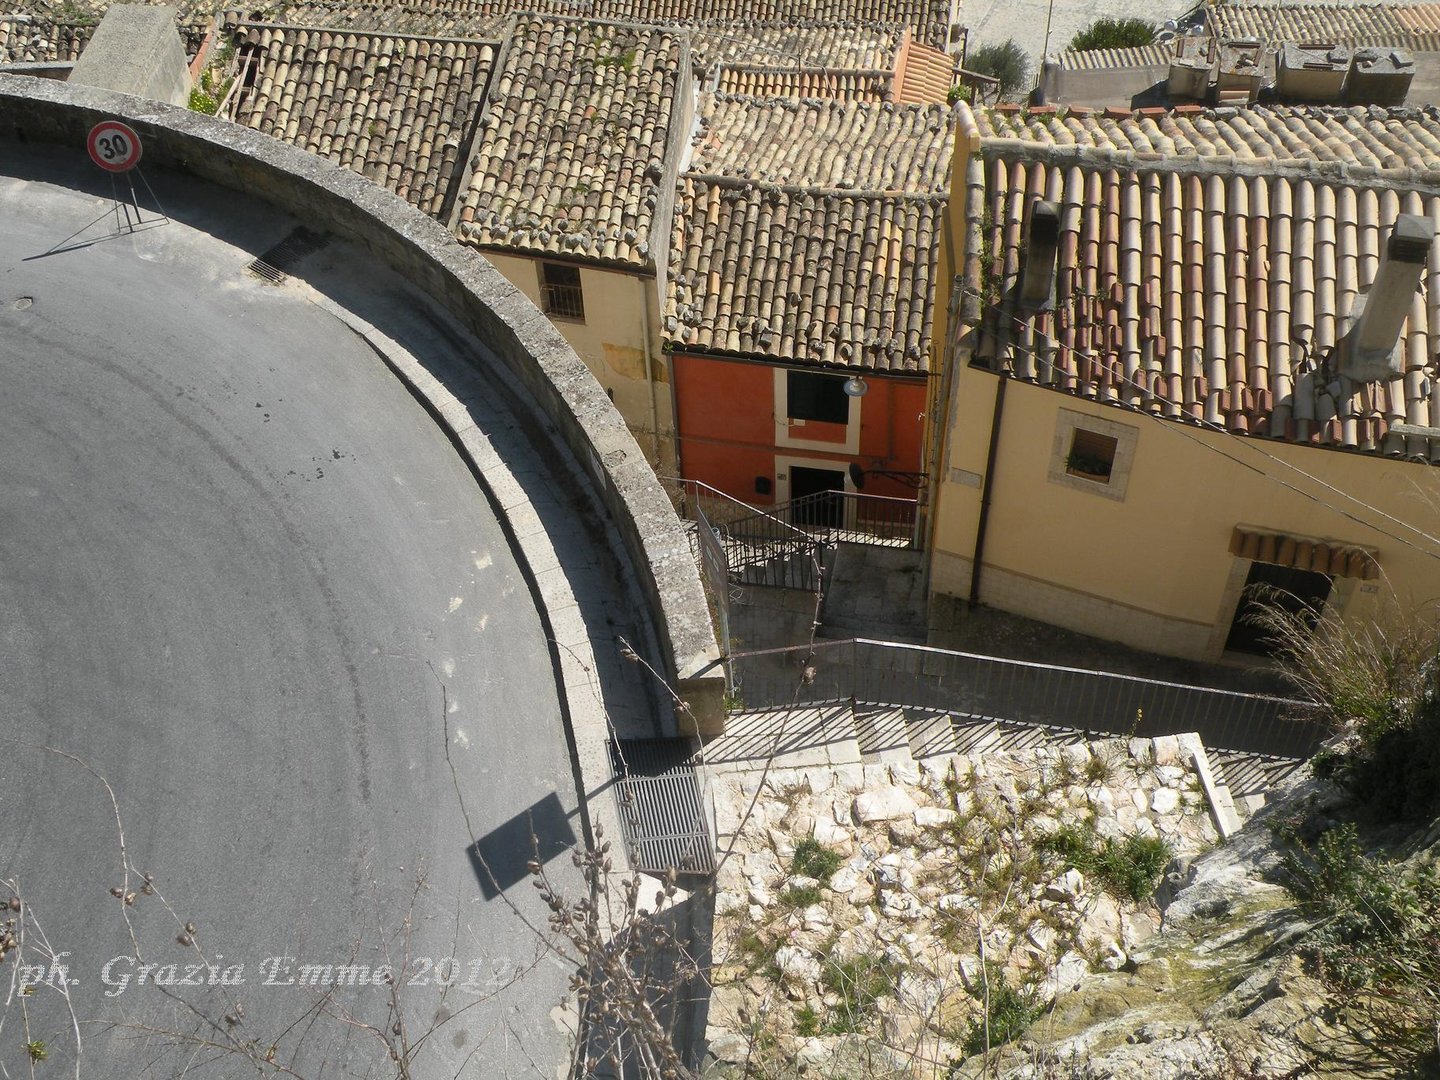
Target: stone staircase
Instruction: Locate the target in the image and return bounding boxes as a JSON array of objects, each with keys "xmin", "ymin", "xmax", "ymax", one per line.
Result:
[
  {"xmin": 817, "ymin": 544, "xmax": 928, "ymax": 643},
  {"xmin": 701, "ymin": 702, "xmax": 1305, "ymax": 830}
]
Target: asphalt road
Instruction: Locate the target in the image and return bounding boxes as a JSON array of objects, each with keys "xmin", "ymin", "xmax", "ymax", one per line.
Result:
[{"xmin": 0, "ymin": 153, "xmax": 588, "ymax": 1077}]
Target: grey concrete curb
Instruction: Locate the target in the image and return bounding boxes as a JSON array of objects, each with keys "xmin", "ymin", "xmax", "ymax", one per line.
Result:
[{"xmin": 0, "ymin": 74, "xmax": 725, "ymax": 737}]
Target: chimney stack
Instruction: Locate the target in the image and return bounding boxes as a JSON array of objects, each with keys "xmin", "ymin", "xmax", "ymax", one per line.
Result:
[
  {"xmin": 1341, "ymin": 213, "xmax": 1434, "ymax": 382},
  {"xmin": 1020, "ymin": 200, "xmax": 1060, "ymax": 308}
]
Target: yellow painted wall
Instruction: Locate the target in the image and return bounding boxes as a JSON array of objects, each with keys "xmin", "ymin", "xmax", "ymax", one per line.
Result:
[
  {"xmin": 931, "ymin": 366, "xmax": 1440, "ymax": 660},
  {"xmin": 483, "ymin": 251, "xmax": 676, "ymax": 471},
  {"xmin": 922, "ymin": 108, "xmax": 980, "ymax": 539}
]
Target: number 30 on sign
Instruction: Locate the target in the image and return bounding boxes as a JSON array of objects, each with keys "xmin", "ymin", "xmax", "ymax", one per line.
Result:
[{"xmin": 87, "ymin": 120, "xmax": 143, "ymax": 172}]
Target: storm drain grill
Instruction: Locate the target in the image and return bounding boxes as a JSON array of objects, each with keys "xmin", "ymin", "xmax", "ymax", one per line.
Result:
[
  {"xmin": 246, "ymin": 227, "xmax": 329, "ymax": 283},
  {"xmin": 610, "ymin": 739, "xmax": 714, "ymax": 876}
]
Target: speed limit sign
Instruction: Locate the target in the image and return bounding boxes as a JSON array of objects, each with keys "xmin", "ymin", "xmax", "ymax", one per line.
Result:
[{"xmin": 87, "ymin": 120, "xmax": 143, "ymax": 173}]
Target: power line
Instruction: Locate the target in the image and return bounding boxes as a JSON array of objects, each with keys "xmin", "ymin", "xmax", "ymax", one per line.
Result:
[{"xmin": 975, "ymin": 306, "xmax": 1440, "ymax": 564}]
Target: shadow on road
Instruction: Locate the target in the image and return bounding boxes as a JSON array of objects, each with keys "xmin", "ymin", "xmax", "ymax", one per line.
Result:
[{"xmin": 467, "ymin": 790, "xmax": 578, "ymax": 899}]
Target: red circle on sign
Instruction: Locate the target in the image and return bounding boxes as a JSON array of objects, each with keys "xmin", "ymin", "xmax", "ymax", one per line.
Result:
[{"xmin": 87, "ymin": 121, "xmax": 143, "ymax": 173}]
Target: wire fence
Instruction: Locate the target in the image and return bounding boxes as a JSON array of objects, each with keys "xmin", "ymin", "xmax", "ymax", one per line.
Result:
[{"xmin": 729, "ymin": 638, "xmax": 1328, "ymax": 759}]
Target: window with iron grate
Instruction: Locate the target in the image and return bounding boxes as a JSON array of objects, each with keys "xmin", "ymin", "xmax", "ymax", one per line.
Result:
[{"xmin": 540, "ymin": 262, "xmax": 585, "ymax": 321}]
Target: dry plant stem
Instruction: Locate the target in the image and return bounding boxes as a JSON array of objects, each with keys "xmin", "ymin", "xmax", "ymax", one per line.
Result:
[
  {"xmin": 41, "ymin": 734, "xmax": 540, "ymax": 1077},
  {"xmin": 37, "ymin": 748, "xmax": 283, "ymax": 1068}
]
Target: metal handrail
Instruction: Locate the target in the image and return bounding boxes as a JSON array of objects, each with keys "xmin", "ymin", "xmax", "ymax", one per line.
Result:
[
  {"xmin": 667, "ymin": 477, "xmax": 825, "ymax": 592},
  {"xmin": 669, "ymin": 477, "xmax": 812, "ymax": 539},
  {"xmin": 730, "ymin": 638, "xmax": 1305, "ymax": 703},
  {"xmin": 727, "ymin": 637, "xmax": 1328, "ymax": 758}
]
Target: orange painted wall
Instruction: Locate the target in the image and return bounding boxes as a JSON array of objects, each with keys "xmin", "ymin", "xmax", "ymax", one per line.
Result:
[{"xmin": 672, "ymin": 353, "xmax": 928, "ymax": 505}]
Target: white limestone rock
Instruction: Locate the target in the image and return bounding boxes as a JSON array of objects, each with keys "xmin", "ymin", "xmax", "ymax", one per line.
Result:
[
  {"xmin": 852, "ymin": 786, "xmax": 920, "ymax": 824},
  {"xmin": 1045, "ymin": 868, "xmax": 1086, "ymax": 901},
  {"xmin": 1152, "ymin": 787, "xmax": 1181, "ymax": 815}
]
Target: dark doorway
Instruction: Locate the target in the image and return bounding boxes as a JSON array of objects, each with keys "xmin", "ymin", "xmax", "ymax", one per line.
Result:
[
  {"xmin": 789, "ymin": 466, "xmax": 846, "ymax": 528},
  {"xmin": 1224, "ymin": 562, "xmax": 1333, "ymax": 657}
]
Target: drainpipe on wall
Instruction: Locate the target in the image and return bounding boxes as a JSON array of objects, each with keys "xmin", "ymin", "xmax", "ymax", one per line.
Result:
[
  {"xmin": 639, "ymin": 276, "xmax": 662, "ymax": 466},
  {"xmin": 969, "ymin": 371, "xmax": 1007, "ymax": 606}
]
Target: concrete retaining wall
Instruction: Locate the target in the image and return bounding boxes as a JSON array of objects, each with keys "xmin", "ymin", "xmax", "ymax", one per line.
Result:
[{"xmin": 0, "ymin": 73, "xmax": 725, "ymax": 731}]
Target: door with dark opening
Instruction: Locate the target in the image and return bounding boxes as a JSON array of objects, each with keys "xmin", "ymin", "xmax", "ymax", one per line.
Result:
[
  {"xmin": 789, "ymin": 466, "xmax": 846, "ymax": 528},
  {"xmin": 1224, "ymin": 561, "xmax": 1333, "ymax": 657}
]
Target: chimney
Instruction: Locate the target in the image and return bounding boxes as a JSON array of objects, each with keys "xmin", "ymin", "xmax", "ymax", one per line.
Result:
[
  {"xmin": 1020, "ymin": 200, "xmax": 1060, "ymax": 307},
  {"xmin": 1341, "ymin": 213, "xmax": 1435, "ymax": 382}
]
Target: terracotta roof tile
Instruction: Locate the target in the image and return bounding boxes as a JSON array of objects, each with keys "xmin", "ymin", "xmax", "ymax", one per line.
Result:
[
  {"xmin": 1050, "ymin": 44, "xmax": 1172, "ymax": 71},
  {"xmin": 969, "ymin": 138, "xmax": 1440, "ymax": 460},
  {"xmin": 1206, "ymin": 3, "xmax": 1438, "ymax": 43},
  {"xmin": 688, "ymin": 93, "xmax": 955, "ymax": 189},
  {"xmin": 667, "ymin": 95, "xmax": 955, "ymax": 370},
  {"xmin": 893, "ymin": 31, "xmax": 955, "ymax": 103},
  {"xmin": 255, "ymin": 0, "xmax": 951, "ymax": 46},
  {"xmin": 712, "ymin": 64, "xmax": 891, "ymax": 100},
  {"xmin": 975, "ymin": 104, "xmax": 1440, "ymax": 177},
  {"xmin": 229, "ymin": 24, "xmax": 493, "ymax": 216},
  {"xmin": 454, "ymin": 14, "xmax": 685, "ymax": 267},
  {"xmin": 1, "ymin": 2, "xmax": 209, "ymax": 65},
  {"xmin": 686, "ymin": 18, "xmax": 903, "ymax": 71},
  {"xmin": 0, "ymin": 15, "xmax": 94, "ymax": 63},
  {"xmin": 666, "ymin": 178, "xmax": 943, "ymax": 371},
  {"xmin": 254, "ymin": 0, "xmax": 506, "ymax": 39}
]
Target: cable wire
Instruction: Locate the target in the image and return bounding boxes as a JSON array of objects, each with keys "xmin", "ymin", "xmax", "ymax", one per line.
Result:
[{"xmin": 969, "ymin": 303, "xmax": 1440, "ymax": 564}]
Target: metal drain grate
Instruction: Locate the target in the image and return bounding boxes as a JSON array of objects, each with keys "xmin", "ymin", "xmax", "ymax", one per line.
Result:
[
  {"xmin": 610, "ymin": 739, "xmax": 714, "ymax": 875},
  {"xmin": 246, "ymin": 226, "xmax": 329, "ymax": 283}
]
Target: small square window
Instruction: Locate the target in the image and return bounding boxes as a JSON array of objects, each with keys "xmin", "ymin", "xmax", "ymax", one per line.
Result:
[
  {"xmin": 1066, "ymin": 429, "xmax": 1117, "ymax": 482},
  {"xmin": 540, "ymin": 262, "xmax": 585, "ymax": 321},
  {"xmin": 787, "ymin": 371, "xmax": 849, "ymax": 424}
]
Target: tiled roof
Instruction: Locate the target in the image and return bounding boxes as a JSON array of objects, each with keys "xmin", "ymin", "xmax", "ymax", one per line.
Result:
[
  {"xmin": 688, "ymin": 94, "xmax": 956, "ymax": 189},
  {"xmin": 968, "ymin": 144, "xmax": 1440, "ymax": 460},
  {"xmin": 686, "ymin": 18, "xmax": 902, "ymax": 71},
  {"xmin": 3, "ymin": 0, "xmax": 215, "ymax": 23},
  {"xmin": 1050, "ymin": 44, "xmax": 1172, "ymax": 71},
  {"xmin": 713, "ymin": 64, "xmax": 891, "ymax": 100},
  {"xmin": 556, "ymin": 0, "xmax": 951, "ymax": 47},
  {"xmin": 250, "ymin": 0, "xmax": 506, "ymax": 39},
  {"xmin": 893, "ymin": 33, "xmax": 956, "ymax": 103},
  {"xmin": 1, "ymin": 2, "xmax": 211, "ymax": 65},
  {"xmin": 0, "ymin": 15, "xmax": 93, "ymax": 63},
  {"xmin": 666, "ymin": 178, "xmax": 943, "ymax": 371},
  {"xmin": 228, "ymin": 24, "xmax": 494, "ymax": 216},
  {"xmin": 667, "ymin": 95, "xmax": 955, "ymax": 370},
  {"xmin": 1398, "ymin": 4, "xmax": 1440, "ymax": 29},
  {"xmin": 1205, "ymin": 3, "xmax": 1440, "ymax": 43},
  {"xmin": 250, "ymin": 0, "xmax": 951, "ymax": 46},
  {"xmin": 975, "ymin": 104, "xmax": 1440, "ymax": 178},
  {"xmin": 453, "ymin": 14, "xmax": 685, "ymax": 268}
]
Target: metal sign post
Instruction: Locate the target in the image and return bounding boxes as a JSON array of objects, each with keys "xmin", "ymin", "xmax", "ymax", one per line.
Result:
[
  {"xmin": 85, "ymin": 120, "xmax": 167, "ymax": 234},
  {"xmin": 31, "ymin": 120, "xmax": 172, "ymax": 257}
]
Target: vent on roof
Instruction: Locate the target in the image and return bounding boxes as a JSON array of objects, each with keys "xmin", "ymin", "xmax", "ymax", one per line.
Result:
[
  {"xmin": 246, "ymin": 227, "xmax": 329, "ymax": 284},
  {"xmin": 1019, "ymin": 200, "xmax": 1060, "ymax": 308},
  {"xmin": 1340, "ymin": 213, "xmax": 1435, "ymax": 383}
]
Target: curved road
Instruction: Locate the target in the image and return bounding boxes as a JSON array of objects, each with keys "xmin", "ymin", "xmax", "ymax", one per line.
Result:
[{"xmin": 0, "ymin": 157, "xmax": 588, "ymax": 1076}]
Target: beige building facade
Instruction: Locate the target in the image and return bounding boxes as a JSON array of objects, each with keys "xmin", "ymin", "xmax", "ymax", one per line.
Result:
[
  {"xmin": 928, "ymin": 104, "xmax": 1440, "ymax": 663},
  {"xmin": 485, "ymin": 252, "xmax": 675, "ymax": 471},
  {"xmin": 930, "ymin": 369, "xmax": 1438, "ymax": 661}
]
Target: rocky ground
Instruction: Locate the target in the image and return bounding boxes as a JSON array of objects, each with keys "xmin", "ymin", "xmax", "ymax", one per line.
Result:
[{"xmin": 701, "ymin": 733, "xmax": 1225, "ymax": 1078}]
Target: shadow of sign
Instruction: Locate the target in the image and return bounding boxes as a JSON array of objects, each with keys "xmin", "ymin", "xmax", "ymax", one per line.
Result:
[{"xmin": 467, "ymin": 791, "xmax": 578, "ymax": 900}]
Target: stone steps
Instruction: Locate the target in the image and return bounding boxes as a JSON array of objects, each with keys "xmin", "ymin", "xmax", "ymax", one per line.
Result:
[{"xmin": 706, "ymin": 704, "xmax": 1287, "ymax": 830}]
